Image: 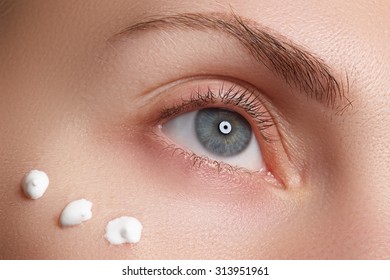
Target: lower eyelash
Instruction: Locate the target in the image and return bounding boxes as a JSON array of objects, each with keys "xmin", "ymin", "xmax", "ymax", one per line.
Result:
[
  {"xmin": 153, "ymin": 133, "xmax": 282, "ymax": 188},
  {"xmin": 159, "ymin": 84, "xmax": 275, "ymax": 142},
  {"xmin": 156, "ymin": 133, "xmax": 259, "ymax": 175}
]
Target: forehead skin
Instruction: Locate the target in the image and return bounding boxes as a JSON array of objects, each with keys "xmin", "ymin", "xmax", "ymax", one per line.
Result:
[{"xmin": 0, "ymin": 0, "xmax": 389, "ymax": 259}]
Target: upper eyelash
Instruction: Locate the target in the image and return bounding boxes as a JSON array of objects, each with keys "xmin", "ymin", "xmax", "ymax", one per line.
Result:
[{"xmin": 159, "ymin": 84, "xmax": 275, "ymax": 141}]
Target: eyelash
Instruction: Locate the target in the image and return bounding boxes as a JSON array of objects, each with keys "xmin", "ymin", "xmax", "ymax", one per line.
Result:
[{"xmin": 159, "ymin": 84, "xmax": 275, "ymax": 143}]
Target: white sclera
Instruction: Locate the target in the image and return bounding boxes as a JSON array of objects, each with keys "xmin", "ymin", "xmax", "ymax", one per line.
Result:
[
  {"xmin": 60, "ymin": 199, "xmax": 93, "ymax": 227},
  {"xmin": 21, "ymin": 170, "xmax": 49, "ymax": 199},
  {"xmin": 105, "ymin": 216, "xmax": 143, "ymax": 245}
]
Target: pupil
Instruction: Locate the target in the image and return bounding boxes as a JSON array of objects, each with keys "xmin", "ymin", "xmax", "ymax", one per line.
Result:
[{"xmin": 219, "ymin": 121, "xmax": 231, "ymax": 135}]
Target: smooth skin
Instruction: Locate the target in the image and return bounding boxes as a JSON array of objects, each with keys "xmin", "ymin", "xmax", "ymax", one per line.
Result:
[{"xmin": 0, "ymin": 0, "xmax": 389, "ymax": 259}]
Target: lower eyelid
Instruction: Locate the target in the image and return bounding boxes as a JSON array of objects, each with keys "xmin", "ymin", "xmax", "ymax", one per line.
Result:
[{"xmin": 149, "ymin": 131, "xmax": 283, "ymax": 191}]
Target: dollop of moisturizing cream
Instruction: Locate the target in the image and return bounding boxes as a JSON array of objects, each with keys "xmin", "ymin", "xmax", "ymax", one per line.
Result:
[
  {"xmin": 105, "ymin": 216, "xmax": 143, "ymax": 245},
  {"xmin": 21, "ymin": 170, "xmax": 49, "ymax": 199},
  {"xmin": 60, "ymin": 199, "xmax": 93, "ymax": 227}
]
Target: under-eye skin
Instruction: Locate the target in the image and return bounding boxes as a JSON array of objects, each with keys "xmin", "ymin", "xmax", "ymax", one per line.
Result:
[{"xmin": 156, "ymin": 81, "xmax": 278, "ymax": 174}]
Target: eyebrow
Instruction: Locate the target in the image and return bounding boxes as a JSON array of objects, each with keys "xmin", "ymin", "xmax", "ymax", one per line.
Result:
[{"xmin": 116, "ymin": 12, "xmax": 350, "ymax": 109}]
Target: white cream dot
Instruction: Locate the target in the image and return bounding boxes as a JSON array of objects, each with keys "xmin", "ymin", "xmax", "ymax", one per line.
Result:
[
  {"xmin": 60, "ymin": 199, "xmax": 93, "ymax": 227},
  {"xmin": 105, "ymin": 216, "xmax": 143, "ymax": 245},
  {"xmin": 21, "ymin": 170, "xmax": 49, "ymax": 199}
]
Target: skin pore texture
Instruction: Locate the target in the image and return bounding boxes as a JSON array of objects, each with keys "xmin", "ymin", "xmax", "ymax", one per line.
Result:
[{"xmin": 0, "ymin": 0, "xmax": 389, "ymax": 259}]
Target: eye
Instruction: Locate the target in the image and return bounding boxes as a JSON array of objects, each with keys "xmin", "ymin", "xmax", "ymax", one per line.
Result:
[{"xmin": 161, "ymin": 107, "xmax": 265, "ymax": 171}]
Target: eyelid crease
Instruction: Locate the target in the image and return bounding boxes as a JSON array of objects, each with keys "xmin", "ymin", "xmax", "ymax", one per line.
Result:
[{"xmin": 113, "ymin": 11, "xmax": 351, "ymax": 111}]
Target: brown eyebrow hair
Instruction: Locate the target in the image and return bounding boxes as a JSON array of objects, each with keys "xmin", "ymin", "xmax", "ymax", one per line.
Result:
[{"xmin": 116, "ymin": 12, "xmax": 350, "ymax": 109}]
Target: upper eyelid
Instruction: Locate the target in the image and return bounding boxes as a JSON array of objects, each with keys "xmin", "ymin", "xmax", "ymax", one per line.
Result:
[{"xmin": 111, "ymin": 11, "xmax": 351, "ymax": 112}]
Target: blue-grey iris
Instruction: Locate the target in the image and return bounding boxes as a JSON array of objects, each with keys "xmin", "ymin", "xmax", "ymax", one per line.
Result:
[{"xmin": 195, "ymin": 108, "xmax": 252, "ymax": 157}]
